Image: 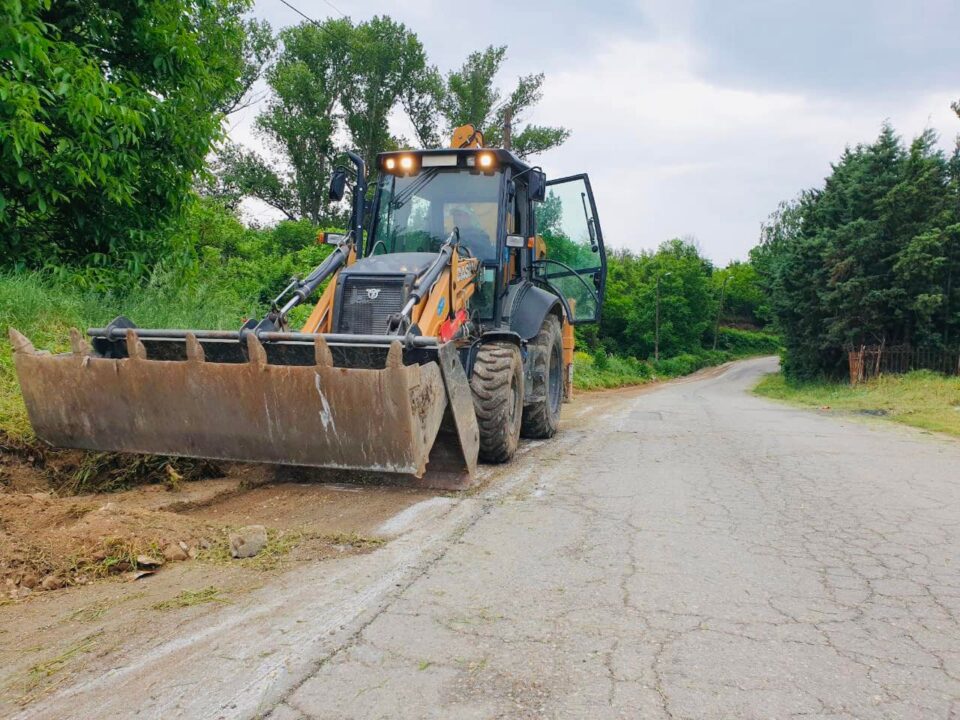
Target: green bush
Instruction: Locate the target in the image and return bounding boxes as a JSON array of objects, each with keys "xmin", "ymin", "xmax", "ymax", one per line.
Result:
[
  {"xmin": 714, "ymin": 327, "xmax": 781, "ymax": 355},
  {"xmin": 654, "ymin": 353, "xmax": 707, "ymax": 377},
  {"xmin": 592, "ymin": 347, "xmax": 609, "ymax": 371},
  {"xmin": 572, "ymin": 332, "xmax": 777, "ymax": 391},
  {"xmin": 574, "ymin": 351, "xmax": 654, "ymax": 390}
]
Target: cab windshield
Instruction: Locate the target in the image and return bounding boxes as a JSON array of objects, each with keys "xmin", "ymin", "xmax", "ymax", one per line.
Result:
[{"xmin": 371, "ymin": 169, "xmax": 502, "ymax": 261}]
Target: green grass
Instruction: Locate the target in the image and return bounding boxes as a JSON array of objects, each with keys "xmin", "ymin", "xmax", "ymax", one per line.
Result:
[{"xmin": 754, "ymin": 370, "xmax": 960, "ymax": 437}]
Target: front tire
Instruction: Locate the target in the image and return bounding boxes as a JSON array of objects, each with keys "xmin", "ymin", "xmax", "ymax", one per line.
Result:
[
  {"xmin": 470, "ymin": 342, "xmax": 524, "ymax": 463},
  {"xmin": 521, "ymin": 314, "xmax": 564, "ymax": 439}
]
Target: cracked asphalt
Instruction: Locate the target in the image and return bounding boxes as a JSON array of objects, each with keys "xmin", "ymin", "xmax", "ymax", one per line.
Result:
[{"xmin": 270, "ymin": 357, "xmax": 960, "ymax": 720}]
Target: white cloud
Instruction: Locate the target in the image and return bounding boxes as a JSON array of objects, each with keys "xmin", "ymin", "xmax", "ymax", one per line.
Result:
[{"xmin": 525, "ymin": 35, "xmax": 958, "ymax": 264}]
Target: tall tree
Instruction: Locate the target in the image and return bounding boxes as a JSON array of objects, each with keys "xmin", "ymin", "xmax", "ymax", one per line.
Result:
[
  {"xmin": 597, "ymin": 239, "xmax": 716, "ymax": 359},
  {"xmin": 222, "ymin": 19, "xmax": 277, "ymax": 115},
  {"xmin": 434, "ymin": 46, "xmax": 569, "ymax": 158},
  {"xmin": 402, "ymin": 67, "xmax": 444, "ymax": 149},
  {"xmin": 218, "ymin": 17, "xmax": 430, "ymax": 223},
  {"xmin": 255, "ymin": 19, "xmax": 353, "ymax": 223},
  {"xmin": 0, "ymin": 0, "xmax": 251, "ymax": 270},
  {"xmin": 714, "ymin": 261, "xmax": 768, "ymax": 326},
  {"xmin": 341, "ymin": 17, "xmax": 430, "ymax": 172},
  {"xmin": 818, "ymin": 125, "xmax": 906, "ymax": 350}
]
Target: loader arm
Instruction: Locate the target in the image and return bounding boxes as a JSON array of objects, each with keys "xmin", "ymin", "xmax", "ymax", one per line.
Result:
[{"xmin": 300, "ymin": 243, "xmax": 357, "ymax": 334}]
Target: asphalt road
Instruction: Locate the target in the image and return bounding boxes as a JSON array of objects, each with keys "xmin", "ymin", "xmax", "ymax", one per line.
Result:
[
  {"xmin": 24, "ymin": 357, "xmax": 960, "ymax": 719},
  {"xmin": 272, "ymin": 357, "xmax": 960, "ymax": 720}
]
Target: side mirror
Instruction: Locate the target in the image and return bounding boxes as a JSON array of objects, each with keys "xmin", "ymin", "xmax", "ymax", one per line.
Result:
[
  {"xmin": 318, "ymin": 232, "xmax": 347, "ymax": 245},
  {"xmin": 328, "ymin": 168, "xmax": 348, "ymax": 202},
  {"xmin": 506, "ymin": 180, "xmax": 516, "ymax": 203},
  {"xmin": 528, "ymin": 170, "xmax": 547, "ymax": 202}
]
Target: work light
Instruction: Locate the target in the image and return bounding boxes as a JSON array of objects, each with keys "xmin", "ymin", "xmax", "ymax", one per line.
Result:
[{"xmin": 381, "ymin": 154, "xmax": 419, "ymax": 176}]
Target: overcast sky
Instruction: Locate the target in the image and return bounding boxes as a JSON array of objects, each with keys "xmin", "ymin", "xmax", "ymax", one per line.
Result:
[{"xmin": 232, "ymin": 0, "xmax": 960, "ymax": 265}]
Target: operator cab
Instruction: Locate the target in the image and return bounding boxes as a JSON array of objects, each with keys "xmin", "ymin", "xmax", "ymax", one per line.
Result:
[
  {"xmin": 370, "ymin": 149, "xmax": 511, "ymax": 261},
  {"xmin": 368, "ymin": 147, "xmax": 606, "ymax": 328}
]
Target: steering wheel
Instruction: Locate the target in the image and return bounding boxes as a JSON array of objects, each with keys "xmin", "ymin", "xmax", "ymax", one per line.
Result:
[{"xmin": 458, "ymin": 228, "xmax": 495, "ymax": 259}]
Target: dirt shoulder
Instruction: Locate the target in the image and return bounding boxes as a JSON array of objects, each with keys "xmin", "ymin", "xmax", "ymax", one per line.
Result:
[{"xmin": 0, "ymin": 456, "xmax": 434, "ymax": 713}]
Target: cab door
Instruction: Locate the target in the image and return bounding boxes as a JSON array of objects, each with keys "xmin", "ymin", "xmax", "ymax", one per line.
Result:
[{"xmin": 534, "ymin": 174, "xmax": 606, "ymax": 323}]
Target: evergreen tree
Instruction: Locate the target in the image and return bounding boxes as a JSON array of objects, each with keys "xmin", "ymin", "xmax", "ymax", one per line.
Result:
[{"xmin": 754, "ymin": 123, "xmax": 960, "ymax": 379}]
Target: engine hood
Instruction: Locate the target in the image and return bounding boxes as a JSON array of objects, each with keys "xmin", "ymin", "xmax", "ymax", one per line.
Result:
[{"xmin": 341, "ymin": 252, "xmax": 438, "ymax": 278}]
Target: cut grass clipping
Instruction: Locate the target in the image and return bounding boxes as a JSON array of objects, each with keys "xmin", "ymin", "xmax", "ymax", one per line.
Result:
[
  {"xmin": 22, "ymin": 633, "xmax": 103, "ymax": 701},
  {"xmin": 754, "ymin": 369, "xmax": 960, "ymax": 437},
  {"xmin": 153, "ymin": 586, "xmax": 228, "ymax": 612},
  {"xmin": 62, "ymin": 453, "xmax": 221, "ymax": 495}
]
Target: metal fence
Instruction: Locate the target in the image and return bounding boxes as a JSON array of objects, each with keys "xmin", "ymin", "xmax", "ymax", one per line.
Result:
[{"xmin": 848, "ymin": 345, "xmax": 960, "ymax": 384}]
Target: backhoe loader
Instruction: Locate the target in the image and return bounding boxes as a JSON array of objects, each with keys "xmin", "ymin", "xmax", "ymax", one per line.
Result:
[{"xmin": 9, "ymin": 126, "xmax": 607, "ymax": 489}]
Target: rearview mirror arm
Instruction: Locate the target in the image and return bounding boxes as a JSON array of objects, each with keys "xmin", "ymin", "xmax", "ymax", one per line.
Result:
[{"xmin": 345, "ymin": 151, "xmax": 367, "ymax": 255}]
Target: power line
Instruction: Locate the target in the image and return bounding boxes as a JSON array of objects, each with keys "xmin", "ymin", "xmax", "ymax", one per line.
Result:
[
  {"xmin": 276, "ymin": 0, "xmax": 363, "ymax": 56},
  {"xmin": 277, "ymin": 0, "xmax": 326, "ymax": 27},
  {"xmin": 318, "ymin": 0, "xmax": 346, "ymax": 18}
]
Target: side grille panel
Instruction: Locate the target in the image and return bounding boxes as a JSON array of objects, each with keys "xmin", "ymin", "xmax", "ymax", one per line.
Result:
[{"xmin": 337, "ymin": 277, "xmax": 407, "ymax": 335}]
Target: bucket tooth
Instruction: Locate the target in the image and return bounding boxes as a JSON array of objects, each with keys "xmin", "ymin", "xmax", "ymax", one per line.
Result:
[
  {"xmin": 185, "ymin": 333, "xmax": 205, "ymax": 362},
  {"xmin": 8, "ymin": 328, "xmax": 35, "ymax": 355},
  {"xmin": 313, "ymin": 335, "xmax": 333, "ymax": 366},
  {"xmin": 385, "ymin": 341, "xmax": 403, "ymax": 369},
  {"xmin": 246, "ymin": 333, "xmax": 267, "ymax": 365},
  {"xmin": 69, "ymin": 328, "xmax": 91, "ymax": 356},
  {"xmin": 125, "ymin": 329, "xmax": 147, "ymax": 360}
]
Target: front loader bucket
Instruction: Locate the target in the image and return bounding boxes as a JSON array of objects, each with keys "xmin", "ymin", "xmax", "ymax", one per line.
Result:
[{"xmin": 9, "ymin": 328, "xmax": 479, "ymax": 489}]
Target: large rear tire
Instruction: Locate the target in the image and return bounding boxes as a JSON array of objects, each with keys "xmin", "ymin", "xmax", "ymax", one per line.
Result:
[
  {"xmin": 470, "ymin": 342, "xmax": 523, "ymax": 463},
  {"xmin": 521, "ymin": 314, "xmax": 564, "ymax": 439}
]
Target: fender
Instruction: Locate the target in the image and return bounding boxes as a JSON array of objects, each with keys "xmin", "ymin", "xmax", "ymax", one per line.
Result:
[
  {"xmin": 479, "ymin": 330, "xmax": 522, "ymax": 347},
  {"xmin": 509, "ymin": 283, "xmax": 564, "ymax": 341}
]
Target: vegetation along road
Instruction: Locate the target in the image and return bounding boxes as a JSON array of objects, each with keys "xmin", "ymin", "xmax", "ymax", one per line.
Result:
[{"xmin": 15, "ymin": 358, "xmax": 958, "ymax": 719}]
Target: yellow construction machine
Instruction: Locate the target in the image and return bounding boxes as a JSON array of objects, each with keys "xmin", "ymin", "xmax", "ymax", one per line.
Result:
[{"xmin": 10, "ymin": 126, "xmax": 607, "ymax": 489}]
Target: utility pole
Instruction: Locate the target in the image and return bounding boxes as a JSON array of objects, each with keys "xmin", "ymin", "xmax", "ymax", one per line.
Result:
[
  {"xmin": 503, "ymin": 108, "xmax": 513, "ymax": 151},
  {"xmin": 655, "ymin": 271, "xmax": 671, "ymax": 362},
  {"xmin": 713, "ymin": 274, "xmax": 730, "ymax": 350}
]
